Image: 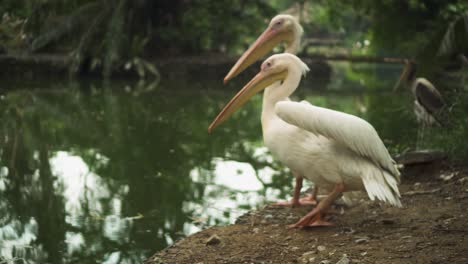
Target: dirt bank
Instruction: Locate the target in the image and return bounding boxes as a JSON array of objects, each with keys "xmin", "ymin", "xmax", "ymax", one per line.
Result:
[{"xmin": 146, "ymin": 162, "xmax": 468, "ymax": 264}]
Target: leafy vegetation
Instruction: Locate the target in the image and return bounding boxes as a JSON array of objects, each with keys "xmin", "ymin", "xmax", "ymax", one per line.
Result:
[
  {"xmin": 1, "ymin": 0, "xmax": 277, "ymax": 76},
  {"xmin": 1, "ymin": 0, "xmax": 466, "ymax": 78},
  {"xmin": 314, "ymin": 1, "xmax": 467, "ymax": 56}
]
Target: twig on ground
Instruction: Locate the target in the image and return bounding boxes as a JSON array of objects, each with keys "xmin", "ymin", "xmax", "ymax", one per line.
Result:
[{"xmin": 402, "ymin": 188, "xmax": 441, "ymax": 196}]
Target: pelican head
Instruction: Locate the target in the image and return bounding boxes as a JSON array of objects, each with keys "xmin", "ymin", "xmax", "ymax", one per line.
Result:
[
  {"xmin": 209, "ymin": 53, "xmax": 309, "ymax": 133},
  {"xmin": 224, "ymin": 14, "xmax": 303, "ymax": 84}
]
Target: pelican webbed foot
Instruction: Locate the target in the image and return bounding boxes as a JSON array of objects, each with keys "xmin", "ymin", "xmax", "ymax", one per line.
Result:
[
  {"xmin": 288, "ymin": 209, "xmax": 334, "ymax": 228},
  {"xmin": 272, "ymin": 193, "xmax": 318, "ymax": 207}
]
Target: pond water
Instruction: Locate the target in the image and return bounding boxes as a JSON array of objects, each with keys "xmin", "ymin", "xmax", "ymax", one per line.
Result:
[{"xmin": 0, "ymin": 62, "xmax": 433, "ymax": 263}]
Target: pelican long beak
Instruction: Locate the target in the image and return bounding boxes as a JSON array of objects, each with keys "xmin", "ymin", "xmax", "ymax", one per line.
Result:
[
  {"xmin": 209, "ymin": 69, "xmax": 288, "ymax": 133},
  {"xmin": 224, "ymin": 28, "xmax": 293, "ymax": 84}
]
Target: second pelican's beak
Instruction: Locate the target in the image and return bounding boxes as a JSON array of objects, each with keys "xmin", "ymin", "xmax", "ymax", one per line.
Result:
[
  {"xmin": 209, "ymin": 68, "xmax": 288, "ymax": 133},
  {"xmin": 224, "ymin": 28, "xmax": 293, "ymax": 84}
]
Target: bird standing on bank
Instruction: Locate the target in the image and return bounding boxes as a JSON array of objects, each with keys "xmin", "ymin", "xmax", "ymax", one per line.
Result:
[
  {"xmin": 209, "ymin": 53, "xmax": 402, "ymax": 227},
  {"xmin": 394, "ymin": 59, "xmax": 446, "ymax": 126},
  {"xmin": 393, "ymin": 59, "xmax": 447, "ymax": 147}
]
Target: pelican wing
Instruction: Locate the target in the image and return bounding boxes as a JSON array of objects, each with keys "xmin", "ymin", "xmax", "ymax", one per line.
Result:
[{"xmin": 275, "ymin": 101, "xmax": 400, "ymax": 180}]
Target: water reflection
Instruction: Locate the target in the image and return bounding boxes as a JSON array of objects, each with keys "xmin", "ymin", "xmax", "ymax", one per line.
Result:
[{"xmin": 0, "ymin": 62, "xmax": 443, "ymax": 263}]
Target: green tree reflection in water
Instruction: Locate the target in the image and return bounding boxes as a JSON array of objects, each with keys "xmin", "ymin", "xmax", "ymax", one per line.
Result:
[{"xmin": 0, "ymin": 79, "xmax": 280, "ymax": 263}]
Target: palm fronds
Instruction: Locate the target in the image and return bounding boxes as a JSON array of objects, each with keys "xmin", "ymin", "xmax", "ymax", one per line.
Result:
[{"xmin": 31, "ymin": 1, "xmax": 103, "ymax": 52}]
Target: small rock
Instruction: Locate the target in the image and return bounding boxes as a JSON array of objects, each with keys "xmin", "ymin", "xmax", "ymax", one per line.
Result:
[
  {"xmin": 354, "ymin": 237, "xmax": 369, "ymax": 244},
  {"xmin": 458, "ymin": 177, "xmax": 468, "ymax": 184},
  {"xmin": 152, "ymin": 257, "xmax": 163, "ymax": 264},
  {"xmin": 299, "ymin": 257, "xmax": 315, "ymax": 264},
  {"xmin": 360, "ymin": 251, "xmax": 367, "ymax": 256},
  {"xmin": 342, "ymin": 227, "xmax": 355, "ymax": 234},
  {"xmin": 381, "ymin": 219, "xmax": 395, "ymax": 225},
  {"xmin": 320, "ymin": 260, "xmax": 331, "ymax": 264},
  {"xmin": 336, "ymin": 254, "xmax": 350, "ymax": 264},
  {"xmin": 252, "ymin": 227, "xmax": 260, "ymax": 234},
  {"xmin": 264, "ymin": 214, "xmax": 274, "ymax": 219},
  {"xmin": 299, "ymin": 251, "xmax": 317, "ymax": 263},
  {"xmin": 440, "ymin": 172, "xmax": 457, "ymax": 181},
  {"xmin": 317, "ymin": 245, "xmax": 326, "ymax": 252},
  {"xmin": 291, "ymin": 246, "xmax": 300, "ymax": 251},
  {"xmin": 302, "ymin": 251, "xmax": 316, "ymax": 258},
  {"xmin": 205, "ymin": 234, "xmax": 221, "ymax": 246}
]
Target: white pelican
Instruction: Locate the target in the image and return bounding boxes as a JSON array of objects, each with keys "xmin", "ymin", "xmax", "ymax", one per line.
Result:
[
  {"xmin": 209, "ymin": 53, "xmax": 401, "ymax": 227},
  {"xmin": 224, "ymin": 14, "xmax": 321, "ymax": 207},
  {"xmin": 394, "ymin": 59, "xmax": 446, "ymax": 126}
]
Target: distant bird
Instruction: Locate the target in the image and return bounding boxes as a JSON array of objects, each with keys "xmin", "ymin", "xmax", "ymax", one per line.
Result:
[
  {"xmin": 394, "ymin": 59, "xmax": 446, "ymax": 126},
  {"xmin": 209, "ymin": 53, "xmax": 401, "ymax": 227}
]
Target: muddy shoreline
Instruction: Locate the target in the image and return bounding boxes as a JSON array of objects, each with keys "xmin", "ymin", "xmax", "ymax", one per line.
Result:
[{"xmin": 146, "ymin": 162, "xmax": 468, "ymax": 264}]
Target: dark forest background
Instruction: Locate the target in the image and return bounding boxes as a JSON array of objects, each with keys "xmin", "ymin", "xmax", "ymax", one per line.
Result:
[{"xmin": 1, "ymin": 0, "xmax": 467, "ymax": 76}]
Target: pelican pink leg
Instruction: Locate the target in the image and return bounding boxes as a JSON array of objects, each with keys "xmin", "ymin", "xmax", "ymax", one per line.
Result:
[
  {"xmin": 273, "ymin": 176, "xmax": 318, "ymax": 207},
  {"xmin": 289, "ymin": 183, "xmax": 345, "ymax": 228}
]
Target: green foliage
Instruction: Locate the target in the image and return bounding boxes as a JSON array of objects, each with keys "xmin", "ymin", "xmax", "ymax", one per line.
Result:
[
  {"xmin": 0, "ymin": 0, "xmax": 280, "ymax": 76},
  {"xmin": 0, "ymin": 12, "xmax": 29, "ymax": 51},
  {"xmin": 1, "ymin": 0, "xmax": 467, "ymax": 80},
  {"xmin": 160, "ymin": 0, "xmax": 276, "ymax": 54},
  {"xmin": 316, "ymin": 0, "xmax": 467, "ymax": 58},
  {"xmin": 30, "ymin": 2, "xmax": 103, "ymax": 52}
]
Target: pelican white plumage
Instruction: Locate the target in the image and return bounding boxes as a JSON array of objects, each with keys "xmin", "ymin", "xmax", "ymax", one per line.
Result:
[{"xmin": 209, "ymin": 53, "xmax": 401, "ymax": 227}]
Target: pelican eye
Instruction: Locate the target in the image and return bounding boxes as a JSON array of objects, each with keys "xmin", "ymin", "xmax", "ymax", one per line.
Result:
[{"xmin": 273, "ymin": 19, "xmax": 283, "ymax": 28}]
